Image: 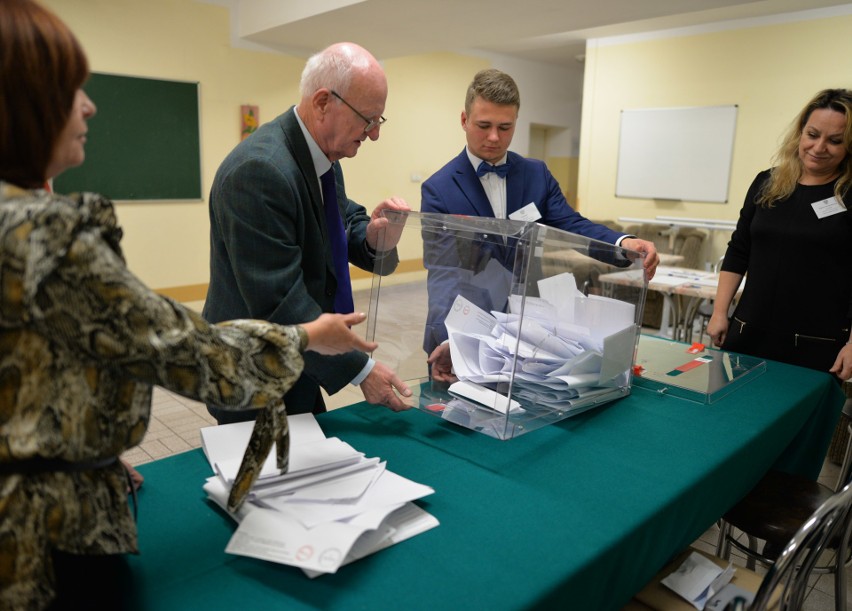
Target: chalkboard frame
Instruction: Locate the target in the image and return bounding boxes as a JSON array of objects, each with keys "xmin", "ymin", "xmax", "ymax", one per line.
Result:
[
  {"xmin": 54, "ymin": 72, "xmax": 202, "ymax": 201},
  {"xmin": 615, "ymin": 105, "xmax": 738, "ymax": 203}
]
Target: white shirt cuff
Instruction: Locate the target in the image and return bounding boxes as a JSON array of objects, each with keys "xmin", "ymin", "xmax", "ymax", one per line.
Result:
[{"xmin": 350, "ymin": 357, "xmax": 375, "ymax": 386}]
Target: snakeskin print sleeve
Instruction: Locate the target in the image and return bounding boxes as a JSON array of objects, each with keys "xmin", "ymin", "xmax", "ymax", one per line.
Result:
[{"xmin": 14, "ymin": 189, "xmax": 305, "ymax": 411}]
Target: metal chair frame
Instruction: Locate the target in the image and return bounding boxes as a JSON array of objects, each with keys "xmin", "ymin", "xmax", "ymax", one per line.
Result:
[
  {"xmin": 683, "ymin": 255, "xmax": 727, "ymax": 344},
  {"xmin": 718, "ymin": 481, "xmax": 852, "ymax": 611}
]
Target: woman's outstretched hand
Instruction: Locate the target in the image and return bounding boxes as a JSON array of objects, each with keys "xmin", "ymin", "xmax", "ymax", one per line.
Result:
[{"xmin": 301, "ymin": 312, "xmax": 378, "ymax": 355}]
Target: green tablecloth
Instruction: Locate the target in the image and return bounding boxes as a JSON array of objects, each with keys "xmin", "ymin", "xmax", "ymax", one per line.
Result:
[{"xmin": 128, "ymin": 361, "xmax": 843, "ymax": 610}]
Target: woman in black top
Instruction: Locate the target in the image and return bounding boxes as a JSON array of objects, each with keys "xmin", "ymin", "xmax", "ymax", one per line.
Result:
[{"xmin": 707, "ymin": 89, "xmax": 852, "ymax": 381}]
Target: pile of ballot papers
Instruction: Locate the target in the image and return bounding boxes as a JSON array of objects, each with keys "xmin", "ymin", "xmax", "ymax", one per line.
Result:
[
  {"xmin": 658, "ymin": 551, "xmax": 746, "ymax": 610},
  {"xmin": 201, "ymin": 414, "xmax": 438, "ymax": 577},
  {"xmin": 445, "ymin": 271, "xmax": 637, "ymax": 414}
]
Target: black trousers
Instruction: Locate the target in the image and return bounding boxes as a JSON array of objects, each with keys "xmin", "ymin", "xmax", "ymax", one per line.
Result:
[{"xmin": 47, "ymin": 550, "xmax": 137, "ymax": 611}]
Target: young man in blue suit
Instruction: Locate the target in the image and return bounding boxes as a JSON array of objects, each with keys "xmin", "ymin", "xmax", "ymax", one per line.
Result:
[
  {"xmin": 204, "ymin": 43, "xmax": 412, "ymax": 421},
  {"xmin": 421, "ymin": 69, "xmax": 659, "ymax": 380}
]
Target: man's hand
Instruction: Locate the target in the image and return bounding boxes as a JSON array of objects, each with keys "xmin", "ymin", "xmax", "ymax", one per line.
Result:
[
  {"xmin": 366, "ymin": 197, "xmax": 410, "ymax": 252},
  {"xmin": 427, "ymin": 343, "xmax": 456, "ymax": 383},
  {"xmin": 359, "ymin": 361, "xmax": 412, "ymax": 411},
  {"xmin": 621, "ymin": 237, "xmax": 659, "ymax": 281}
]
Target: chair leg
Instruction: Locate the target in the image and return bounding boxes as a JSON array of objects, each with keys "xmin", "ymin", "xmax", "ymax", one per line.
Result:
[
  {"xmin": 835, "ymin": 556, "xmax": 846, "ymax": 611},
  {"xmin": 698, "ymin": 316, "xmax": 709, "ymax": 345},
  {"xmin": 716, "ymin": 520, "xmax": 732, "ymax": 558},
  {"xmin": 746, "ymin": 535, "xmax": 759, "ymax": 571},
  {"xmin": 835, "ymin": 533, "xmax": 850, "ymax": 611},
  {"xmin": 837, "ymin": 424, "xmax": 852, "ymax": 491}
]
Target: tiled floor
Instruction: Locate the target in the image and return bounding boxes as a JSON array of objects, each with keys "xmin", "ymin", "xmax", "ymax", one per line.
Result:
[{"xmin": 122, "ymin": 291, "xmax": 851, "ymax": 610}]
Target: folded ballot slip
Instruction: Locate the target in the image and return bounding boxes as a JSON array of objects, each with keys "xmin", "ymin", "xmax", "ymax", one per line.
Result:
[{"xmin": 661, "ymin": 551, "xmax": 735, "ymax": 610}]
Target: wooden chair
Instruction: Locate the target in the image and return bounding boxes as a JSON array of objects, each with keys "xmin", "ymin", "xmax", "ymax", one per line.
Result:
[{"xmin": 628, "ymin": 482, "xmax": 852, "ymax": 610}]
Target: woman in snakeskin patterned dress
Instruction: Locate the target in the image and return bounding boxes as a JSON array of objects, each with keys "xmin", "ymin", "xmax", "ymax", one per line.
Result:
[{"xmin": 0, "ymin": 1, "xmax": 379, "ymax": 608}]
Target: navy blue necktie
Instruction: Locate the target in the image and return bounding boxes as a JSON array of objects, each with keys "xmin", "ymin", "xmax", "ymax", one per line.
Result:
[
  {"xmin": 476, "ymin": 160, "xmax": 510, "ymax": 178},
  {"xmin": 321, "ymin": 167, "xmax": 354, "ymax": 314}
]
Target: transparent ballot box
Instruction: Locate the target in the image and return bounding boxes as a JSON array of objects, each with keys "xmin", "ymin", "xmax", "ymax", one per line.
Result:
[
  {"xmin": 365, "ymin": 211, "xmax": 648, "ymax": 440},
  {"xmin": 632, "ymin": 335, "xmax": 766, "ymax": 403}
]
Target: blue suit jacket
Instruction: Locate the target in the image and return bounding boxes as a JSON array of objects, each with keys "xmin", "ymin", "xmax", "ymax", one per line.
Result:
[
  {"xmin": 419, "ymin": 149, "xmax": 626, "ymax": 354},
  {"xmin": 421, "ymin": 149, "xmax": 624, "ymax": 243},
  {"xmin": 203, "ymin": 108, "xmax": 398, "ymax": 414}
]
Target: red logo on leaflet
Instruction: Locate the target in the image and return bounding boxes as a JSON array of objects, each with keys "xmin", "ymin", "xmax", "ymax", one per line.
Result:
[
  {"xmin": 295, "ymin": 545, "xmax": 314, "ymax": 561},
  {"xmin": 463, "ymin": 306, "xmax": 470, "ymax": 315}
]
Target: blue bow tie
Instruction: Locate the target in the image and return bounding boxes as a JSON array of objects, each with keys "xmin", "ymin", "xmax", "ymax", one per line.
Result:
[{"xmin": 476, "ymin": 161, "xmax": 510, "ymax": 178}]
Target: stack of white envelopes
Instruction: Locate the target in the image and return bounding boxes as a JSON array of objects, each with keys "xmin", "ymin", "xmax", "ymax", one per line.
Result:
[{"xmin": 201, "ymin": 414, "xmax": 438, "ymax": 577}]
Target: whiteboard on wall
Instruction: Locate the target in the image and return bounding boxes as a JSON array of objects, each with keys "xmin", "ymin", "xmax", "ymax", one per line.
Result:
[{"xmin": 615, "ymin": 105, "xmax": 737, "ymax": 203}]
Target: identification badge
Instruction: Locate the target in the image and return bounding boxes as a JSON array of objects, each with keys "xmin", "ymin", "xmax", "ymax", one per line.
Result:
[
  {"xmin": 509, "ymin": 202, "xmax": 542, "ymax": 222},
  {"xmin": 811, "ymin": 196, "xmax": 847, "ymax": 219}
]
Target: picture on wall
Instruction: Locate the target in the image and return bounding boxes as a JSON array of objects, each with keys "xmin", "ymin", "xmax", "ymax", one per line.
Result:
[{"xmin": 241, "ymin": 105, "xmax": 259, "ymax": 140}]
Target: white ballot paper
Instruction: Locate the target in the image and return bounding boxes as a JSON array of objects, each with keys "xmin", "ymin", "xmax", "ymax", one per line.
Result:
[
  {"xmin": 201, "ymin": 414, "xmax": 326, "ymax": 469},
  {"xmin": 200, "ymin": 415, "xmax": 438, "ymax": 576},
  {"xmin": 449, "ymin": 379, "xmax": 521, "ymax": 414},
  {"xmin": 661, "ymin": 551, "xmax": 735, "ymax": 610},
  {"xmin": 443, "ymin": 271, "xmax": 636, "ymax": 415},
  {"xmin": 225, "ymin": 503, "xmax": 401, "ymax": 574}
]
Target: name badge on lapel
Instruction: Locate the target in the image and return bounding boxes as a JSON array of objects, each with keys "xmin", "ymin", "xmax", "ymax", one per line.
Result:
[{"xmin": 509, "ymin": 202, "xmax": 542, "ymax": 222}]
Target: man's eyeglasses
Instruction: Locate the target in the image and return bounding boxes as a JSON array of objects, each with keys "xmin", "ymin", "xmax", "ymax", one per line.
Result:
[{"xmin": 331, "ymin": 90, "xmax": 386, "ymax": 133}]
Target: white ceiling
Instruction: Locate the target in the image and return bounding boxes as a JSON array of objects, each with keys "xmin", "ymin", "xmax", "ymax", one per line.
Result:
[{"xmin": 204, "ymin": 0, "xmax": 852, "ymax": 67}]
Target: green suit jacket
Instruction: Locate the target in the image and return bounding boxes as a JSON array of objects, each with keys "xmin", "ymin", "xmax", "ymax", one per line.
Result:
[{"xmin": 203, "ymin": 107, "xmax": 398, "ymax": 415}]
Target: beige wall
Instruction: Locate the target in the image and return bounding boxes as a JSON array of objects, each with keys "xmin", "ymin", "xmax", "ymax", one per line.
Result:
[
  {"xmin": 46, "ymin": 1, "xmax": 844, "ymax": 294},
  {"xmin": 43, "ymin": 0, "xmax": 304, "ymax": 297},
  {"xmin": 41, "ymin": 0, "xmax": 495, "ymax": 297},
  {"xmin": 545, "ymin": 156, "xmax": 577, "ymax": 208},
  {"xmin": 341, "ymin": 52, "xmax": 487, "ymax": 269},
  {"xmin": 578, "ymin": 13, "xmax": 852, "ymax": 261}
]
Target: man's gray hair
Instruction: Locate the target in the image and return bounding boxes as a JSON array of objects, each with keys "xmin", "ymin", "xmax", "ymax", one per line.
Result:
[{"xmin": 300, "ymin": 44, "xmax": 368, "ymax": 98}]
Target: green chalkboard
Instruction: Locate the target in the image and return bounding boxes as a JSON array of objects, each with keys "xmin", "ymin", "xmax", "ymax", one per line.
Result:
[{"xmin": 54, "ymin": 72, "xmax": 201, "ymax": 200}]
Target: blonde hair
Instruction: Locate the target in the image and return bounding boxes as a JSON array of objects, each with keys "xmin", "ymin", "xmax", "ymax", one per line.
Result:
[{"xmin": 758, "ymin": 88, "xmax": 852, "ymax": 207}]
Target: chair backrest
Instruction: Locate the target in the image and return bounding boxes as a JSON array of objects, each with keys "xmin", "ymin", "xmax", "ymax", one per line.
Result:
[
  {"xmin": 674, "ymin": 229, "xmax": 706, "ymax": 270},
  {"xmin": 622, "ymin": 223, "xmax": 707, "ymax": 269},
  {"xmin": 749, "ymin": 482, "xmax": 852, "ymax": 610}
]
